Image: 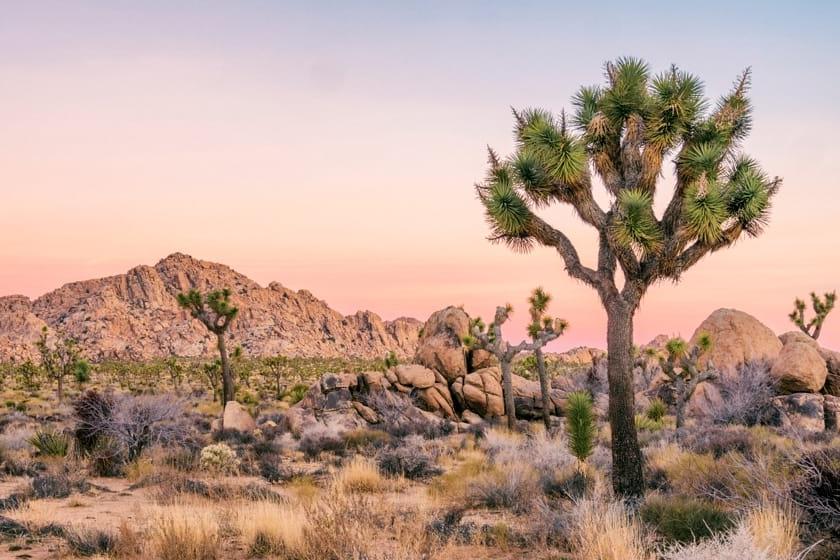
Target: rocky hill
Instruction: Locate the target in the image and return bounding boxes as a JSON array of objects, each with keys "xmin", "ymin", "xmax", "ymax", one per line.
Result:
[{"xmin": 0, "ymin": 253, "xmax": 421, "ymax": 362}]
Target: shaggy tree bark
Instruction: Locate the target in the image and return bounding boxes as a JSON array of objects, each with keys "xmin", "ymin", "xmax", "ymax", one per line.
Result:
[{"xmin": 535, "ymin": 347, "xmax": 552, "ymax": 430}]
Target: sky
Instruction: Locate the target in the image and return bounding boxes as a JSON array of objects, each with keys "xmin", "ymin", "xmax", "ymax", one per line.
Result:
[{"xmin": 2, "ymin": 1, "xmax": 839, "ymax": 350}]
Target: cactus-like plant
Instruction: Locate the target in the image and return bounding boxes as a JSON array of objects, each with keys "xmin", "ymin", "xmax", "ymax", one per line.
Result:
[
  {"xmin": 35, "ymin": 327, "xmax": 87, "ymax": 403},
  {"xmin": 789, "ymin": 291, "xmax": 836, "ymax": 340},
  {"xmin": 464, "ymin": 295, "xmax": 567, "ymax": 430},
  {"xmin": 177, "ymin": 289, "xmax": 239, "ymax": 406},
  {"xmin": 565, "ymin": 391, "xmax": 596, "ymax": 464},
  {"xmin": 476, "ymin": 57, "xmax": 780, "ymax": 497},
  {"xmin": 527, "ymin": 287, "xmax": 569, "ymax": 429},
  {"xmin": 659, "ymin": 333, "xmax": 718, "ymax": 429}
]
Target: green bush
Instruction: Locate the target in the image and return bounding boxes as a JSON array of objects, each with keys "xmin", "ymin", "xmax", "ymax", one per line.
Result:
[
  {"xmin": 283, "ymin": 383, "xmax": 309, "ymax": 405},
  {"xmin": 29, "ymin": 429, "xmax": 70, "ymax": 457},
  {"xmin": 646, "ymin": 398, "xmax": 667, "ymax": 422},
  {"xmin": 640, "ymin": 495, "xmax": 734, "ymax": 543},
  {"xmin": 635, "ymin": 413, "xmax": 665, "ymax": 431}
]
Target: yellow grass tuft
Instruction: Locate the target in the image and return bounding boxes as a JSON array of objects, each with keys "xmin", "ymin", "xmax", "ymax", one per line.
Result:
[
  {"xmin": 332, "ymin": 455, "xmax": 386, "ymax": 493},
  {"xmin": 234, "ymin": 500, "xmax": 308, "ymax": 556},
  {"xmin": 571, "ymin": 499, "xmax": 654, "ymax": 560},
  {"xmin": 744, "ymin": 503, "xmax": 800, "ymax": 559},
  {"xmin": 145, "ymin": 503, "xmax": 221, "ymax": 560}
]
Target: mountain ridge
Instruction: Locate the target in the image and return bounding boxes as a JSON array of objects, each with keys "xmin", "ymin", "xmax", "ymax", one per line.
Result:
[{"xmin": 0, "ymin": 253, "xmax": 421, "ymax": 363}]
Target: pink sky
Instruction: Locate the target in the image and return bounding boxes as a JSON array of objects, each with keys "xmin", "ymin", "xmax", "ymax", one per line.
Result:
[{"xmin": 2, "ymin": 2, "xmax": 839, "ymax": 350}]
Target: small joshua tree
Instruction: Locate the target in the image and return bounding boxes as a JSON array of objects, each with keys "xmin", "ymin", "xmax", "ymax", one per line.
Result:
[
  {"xmin": 177, "ymin": 289, "xmax": 238, "ymax": 406},
  {"xmin": 789, "ymin": 291, "xmax": 836, "ymax": 340},
  {"xmin": 164, "ymin": 356, "xmax": 184, "ymax": 392},
  {"xmin": 263, "ymin": 355, "xmax": 290, "ymax": 400},
  {"xmin": 527, "ymin": 287, "xmax": 569, "ymax": 429},
  {"xmin": 464, "ymin": 298, "xmax": 567, "ymax": 430},
  {"xmin": 566, "ymin": 391, "xmax": 597, "ymax": 466},
  {"xmin": 35, "ymin": 326, "xmax": 88, "ymax": 403},
  {"xmin": 658, "ymin": 334, "xmax": 718, "ymax": 429}
]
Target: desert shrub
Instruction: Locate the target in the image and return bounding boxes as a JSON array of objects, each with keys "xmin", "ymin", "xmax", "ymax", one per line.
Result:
[
  {"xmin": 646, "ymin": 398, "xmax": 667, "ymax": 422},
  {"xmin": 635, "ymin": 413, "xmax": 665, "ymax": 431},
  {"xmin": 711, "ymin": 361, "xmax": 775, "ymax": 426},
  {"xmin": 342, "ymin": 427, "xmax": 392, "ymax": 451},
  {"xmin": 258, "ymin": 457, "xmax": 288, "ymax": 483},
  {"xmin": 28, "ymin": 429, "xmax": 70, "ymax": 457},
  {"xmin": 64, "ymin": 526, "xmax": 117, "ymax": 556},
  {"xmin": 301, "ymin": 491, "xmax": 378, "ymax": 560},
  {"xmin": 87, "ymin": 436, "xmax": 125, "ymax": 477},
  {"xmin": 332, "ymin": 456, "xmax": 385, "ymax": 493},
  {"xmin": 428, "ymin": 449, "xmax": 489, "ymax": 502},
  {"xmin": 641, "ymin": 495, "xmax": 734, "ymax": 543},
  {"xmin": 283, "ymin": 383, "xmax": 309, "ymax": 405},
  {"xmin": 466, "ymin": 461, "xmax": 541, "ymax": 512},
  {"xmin": 299, "ymin": 423, "xmax": 345, "ymax": 458},
  {"xmin": 199, "ymin": 443, "xmax": 240, "ymax": 475},
  {"xmin": 377, "ymin": 444, "xmax": 442, "ymax": 479},
  {"xmin": 363, "ymin": 390, "xmax": 450, "ymax": 439},
  {"xmin": 211, "ymin": 428, "xmax": 255, "ymax": 446},
  {"xmin": 683, "ymin": 425, "xmax": 756, "ymax": 459},
  {"xmin": 234, "ymin": 500, "xmax": 307, "ymax": 557},
  {"xmin": 791, "ymin": 446, "xmax": 840, "ymax": 534},
  {"xmin": 31, "ymin": 472, "xmax": 87, "ymax": 499},
  {"xmin": 566, "ymin": 391, "xmax": 597, "ymax": 463},
  {"xmin": 74, "ymin": 390, "xmax": 186, "ymax": 469},
  {"xmin": 570, "ymin": 498, "xmax": 654, "ymax": 560},
  {"xmin": 147, "ymin": 504, "xmax": 221, "ymax": 560}
]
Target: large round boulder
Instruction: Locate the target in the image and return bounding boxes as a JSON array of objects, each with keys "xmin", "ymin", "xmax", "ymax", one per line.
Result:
[
  {"xmin": 222, "ymin": 401, "xmax": 256, "ymax": 432},
  {"xmin": 414, "ymin": 306, "xmax": 469, "ymax": 382},
  {"xmin": 771, "ymin": 340, "xmax": 827, "ymax": 393},
  {"xmin": 768, "ymin": 393, "xmax": 825, "ymax": 432},
  {"xmin": 819, "ymin": 348, "xmax": 840, "ymax": 396},
  {"xmin": 690, "ymin": 309, "xmax": 782, "ymax": 374}
]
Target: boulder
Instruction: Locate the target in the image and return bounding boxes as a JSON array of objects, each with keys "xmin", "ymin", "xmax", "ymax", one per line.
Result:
[
  {"xmin": 418, "ymin": 384, "xmax": 457, "ymax": 419},
  {"xmin": 824, "ymin": 395, "xmax": 840, "ymax": 433},
  {"xmin": 685, "ymin": 382, "xmax": 724, "ymax": 420},
  {"xmin": 451, "ymin": 367, "xmax": 504, "ymax": 417},
  {"xmin": 415, "ymin": 306, "xmax": 469, "ymax": 382},
  {"xmin": 469, "ymin": 348, "xmax": 497, "ymax": 370},
  {"xmin": 392, "ymin": 364, "xmax": 436, "ymax": 389},
  {"xmin": 461, "ymin": 410, "xmax": 484, "ymax": 425},
  {"xmin": 320, "ymin": 373, "xmax": 359, "ymax": 392},
  {"xmin": 768, "ymin": 393, "xmax": 825, "ymax": 432},
  {"xmin": 359, "ymin": 370, "xmax": 391, "ymax": 392},
  {"xmin": 779, "ymin": 331, "xmax": 819, "ymax": 349},
  {"xmin": 511, "ymin": 374, "xmax": 563, "ymax": 419},
  {"xmin": 352, "ymin": 402, "xmax": 380, "ymax": 424},
  {"xmin": 770, "ymin": 341, "xmax": 827, "ymax": 393},
  {"xmin": 222, "ymin": 401, "xmax": 256, "ymax": 432},
  {"xmin": 690, "ymin": 309, "xmax": 782, "ymax": 374},
  {"xmin": 819, "ymin": 348, "xmax": 840, "ymax": 396}
]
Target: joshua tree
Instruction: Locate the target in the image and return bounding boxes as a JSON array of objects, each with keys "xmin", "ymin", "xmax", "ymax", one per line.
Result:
[
  {"xmin": 164, "ymin": 356, "xmax": 184, "ymax": 392},
  {"xmin": 202, "ymin": 359, "xmax": 223, "ymax": 402},
  {"xmin": 789, "ymin": 291, "xmax": 836, "ymax": 340},
  {"xmin": 476, "ymin": 57, "xmax": 779, "ymax": 497},
  {"xmin": 177, "ymin": 289, "xmax": 239, "ymax": 406},
  {"xmin": 263, "ymin": 355, "xmax": 290, "ymax": 400},
  {"xmin": 35, "ymin": 326, "xmax": 88, "ymax": 403},
  {"xmin": 658, "ymin": 334, "xmax": 718, "ymax": 429},
  {"xmin": 464, "ymin": 300, "xmax": 567, "ymax": 430},
  {"xmin": 528, "ymin": 287, "xmax": 569, "ymax": 429}
]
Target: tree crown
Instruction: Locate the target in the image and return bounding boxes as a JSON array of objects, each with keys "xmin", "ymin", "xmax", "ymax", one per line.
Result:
[{"xmin": 478, "ymin": 57, "xmax": 781, "ymax": 308}]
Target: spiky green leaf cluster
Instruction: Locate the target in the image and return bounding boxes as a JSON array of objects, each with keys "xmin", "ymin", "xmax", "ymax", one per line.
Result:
[
  {"xmin": 611, "ymin": 189, "xmax": 664, "ymax": 254},
  {"xmin": 682, "ymin": 180, "xmax": 728, "ymax": 244},
  {"xmin": 565, "ymin": 391, "xmax": 596, "ymax": 463},
  {"xmin": 517, "ymin": 109, "xmax": 587, "ymax": 185}
]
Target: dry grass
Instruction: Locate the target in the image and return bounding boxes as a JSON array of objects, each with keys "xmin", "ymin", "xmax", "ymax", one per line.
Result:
[
  {"xmin": 145, "ymin": 502, "xmax": 221, "ymax": 560},
  {"xmin": 233, "ymin": 500, "xmax": 308, "ymax": 556},
  {"xmin": 570, "ymin": 498, "xmax": 654, "ymax": 560},
  {"xmin": 743, "ymin": 503, "xmax": 800, "ymax": 559},
  {"xmin": 332, "ymin": 455, "xmax": 387, "ymax": 493}
]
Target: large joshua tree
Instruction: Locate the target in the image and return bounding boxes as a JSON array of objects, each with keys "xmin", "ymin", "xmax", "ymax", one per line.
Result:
[
  {"xmin": 476, "ymin": 57, "xmax": 780, "ymax": 498},
  {"xmin": 177, "ymin": 289, "xmax": 239, "ymax": 406}
]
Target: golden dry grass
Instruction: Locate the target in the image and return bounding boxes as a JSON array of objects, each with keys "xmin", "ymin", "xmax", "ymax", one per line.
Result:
[
  {"xmin": 145, "ymin": 502, "xmax": 221, "ymax": 560},
  {"xmin": 233, "ymin": 499, "xmax": 308, "ymax": 556},
  {"xmin": 570, "ymin": 498, "xmax": 654, "ymax": 560},
  {"xmin": 332, "ymin": 455, "xmax": 387, "ymax": 493},
  {"xmin": 743, "ymin": 503, "xmax": 800, "ymax": 559}
]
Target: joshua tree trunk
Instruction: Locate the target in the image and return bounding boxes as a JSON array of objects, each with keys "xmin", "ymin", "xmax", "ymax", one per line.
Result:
[
  {"xmin": 500, "ymin": 358, "xmax": 516, "ymax": 430},
  {"xmin": 535, "ymin": 347, "xmax": 552, "ymax": 430},
  {"xmin": 217, "ymin": 333, "xmax": 235, "ymax": 406},
  {"xmin": 606, "ymin": 303, "xmax": 644, "ymax": 500},
  {"xmin": 57, "ymin": 376, "xmax": 64, "ymax": 404}
]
